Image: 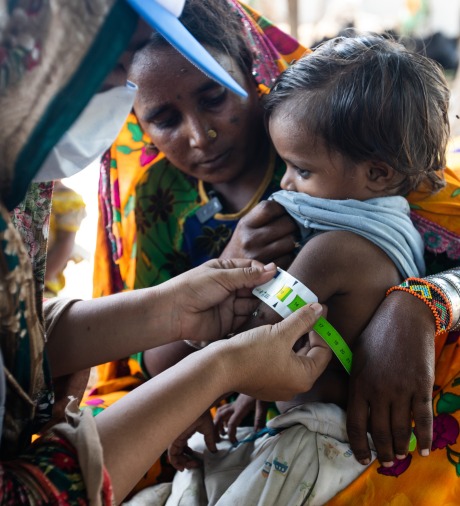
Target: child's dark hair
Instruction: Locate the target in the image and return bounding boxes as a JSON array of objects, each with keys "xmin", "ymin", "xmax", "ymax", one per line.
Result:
[
  {"xmin": 264, "ymin": 34, "xmax": 450, "ymax": 194},
  {"xmin": 140, "ymin": 0, "xmax": 253, "ymax": 77}
]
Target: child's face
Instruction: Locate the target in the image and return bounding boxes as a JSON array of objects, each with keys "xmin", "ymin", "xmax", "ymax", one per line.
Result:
[{"xmin": 269, "ymin": 109, "xmax": 372, "ymax": 200}]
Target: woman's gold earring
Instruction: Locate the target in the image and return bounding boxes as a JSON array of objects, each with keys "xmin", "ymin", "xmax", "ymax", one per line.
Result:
[{"xmin": 207, "ymin": 129, "xmax": 217, "ymax": 139}]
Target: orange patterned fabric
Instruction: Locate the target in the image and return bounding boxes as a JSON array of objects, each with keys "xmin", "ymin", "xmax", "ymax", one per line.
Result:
[{"xmin": 408, "ymin": 165, "xmax": 460, "ymax": 261}]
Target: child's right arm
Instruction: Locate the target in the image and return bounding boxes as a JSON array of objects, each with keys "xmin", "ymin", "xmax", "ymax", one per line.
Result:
[{"xmin": 235, "ymin": 229, "xmax": 402, "ymax": 411}]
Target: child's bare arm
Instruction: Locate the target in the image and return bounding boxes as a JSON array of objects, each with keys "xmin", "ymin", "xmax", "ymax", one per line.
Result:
[
  {"xmin": 238, "ymin": 230, "xmax": 402, "ymax": 411},
  {"xmin": 238, "ymin": 231, "xmax": 342, "ymax": 333},
  {"xmin": 284, "ymin": 230, "xmax": 402, "ymax": 348}
]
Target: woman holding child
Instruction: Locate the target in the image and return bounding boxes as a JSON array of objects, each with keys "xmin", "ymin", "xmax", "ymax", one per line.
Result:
[
  {"xmin": 0, "ymin": 0, "xmax": 334, "ymax": 503},
  {"xmin": 92, "ymin": 0, "xmax": 460, "ymax": 503},
  {"xmin": 166, "ymin": 34, "xmax": 460, "ymax": 504}
]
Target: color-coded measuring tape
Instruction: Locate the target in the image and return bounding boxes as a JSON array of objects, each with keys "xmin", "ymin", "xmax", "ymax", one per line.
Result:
[
  {"xmin": 252, "ymin": 268, "xmax": 353, "ymax": 373},
  {"xmin": 313, "ymin": 316, "xmax": 352, "ymax": 374},
  {"xmin": 253, "ymin": 267, "xmax": 417, "ymax": 452}
]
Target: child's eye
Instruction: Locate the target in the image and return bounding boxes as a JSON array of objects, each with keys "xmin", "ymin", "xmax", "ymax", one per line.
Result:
[{"xmin": 296, "ymin": 168, "xmax": 311, "ymax": 179}]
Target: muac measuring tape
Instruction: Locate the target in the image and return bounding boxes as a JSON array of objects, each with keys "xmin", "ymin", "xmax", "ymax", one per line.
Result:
[
  {"xmin": 253, "ymin": 268, "xmax": 353, "ymax": 373},
  {"xmin": 253, "ymin": 267, "xmax": 417, "ymax": 452}
]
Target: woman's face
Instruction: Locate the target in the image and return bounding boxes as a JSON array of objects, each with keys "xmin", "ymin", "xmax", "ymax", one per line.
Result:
[{"xmin": 129, "ymin": 46, "xmax": 263, "ymax": 185}]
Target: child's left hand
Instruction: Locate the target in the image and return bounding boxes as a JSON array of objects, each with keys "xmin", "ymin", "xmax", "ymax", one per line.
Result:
[
  {"xmin": 168, "ymin": 410, "xmax": 219, "ymax": 471},
  {"xmin": 214, "ymin": 394, "xmax": 257, "ymax": 443}
]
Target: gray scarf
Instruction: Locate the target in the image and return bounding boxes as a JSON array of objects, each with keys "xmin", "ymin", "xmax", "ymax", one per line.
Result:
[{"xmin": 271, "ymin": 190, "xmax": 426, "ymax": 278}]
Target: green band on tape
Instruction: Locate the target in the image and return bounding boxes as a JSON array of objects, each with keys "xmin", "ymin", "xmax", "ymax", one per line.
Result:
[
  {"xmin": 313, "ymin": 316, "xmax": 353, "ymax": 374},
  {"xmin": 409, "ymin": 431, "xmax": 417, "ymax": 452}
]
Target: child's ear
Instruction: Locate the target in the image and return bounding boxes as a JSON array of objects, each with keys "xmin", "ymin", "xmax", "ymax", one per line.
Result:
[{"xmin": 365, "ymin": 161, "xmax": 400, "ymax": 193}]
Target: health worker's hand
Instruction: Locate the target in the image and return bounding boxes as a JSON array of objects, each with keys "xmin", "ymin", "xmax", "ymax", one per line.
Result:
[
  {"xmin": 168, "ymin": 302, "xmax": 331, "ymax": 470},
  {"xmin": 221, "ymin": 200, "xmax": 298, "ymax": 269},
  {"xmin": 347, "ymin": 290, "xmax": 435, "ymax": 466},
  {"xmin": 212, "ymin": 302, "xmax": 332, "ymax": 401},
  {"xmin": 161, "ymin": 258, "xmax": 277, "ymax": 343}
]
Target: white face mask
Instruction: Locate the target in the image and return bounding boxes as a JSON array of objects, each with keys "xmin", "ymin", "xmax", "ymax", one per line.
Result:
[{"xmin": 33, "ymin": 81, "xmax": 137, "ymax": 182}]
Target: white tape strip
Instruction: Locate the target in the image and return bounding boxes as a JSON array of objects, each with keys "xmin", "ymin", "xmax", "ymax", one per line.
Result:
[{"xmin": 252, "ymin": 268, "xmax": 318, "ymax": 318}]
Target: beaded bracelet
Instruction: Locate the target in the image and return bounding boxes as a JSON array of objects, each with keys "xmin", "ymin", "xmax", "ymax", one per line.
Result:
[
  {"xmin": 386, "ymin": 278, "xmax": 453, "ymax": 336},
  {"xmin": 430, "ymin": 269, "xmax": 460, "ymax": 332}
]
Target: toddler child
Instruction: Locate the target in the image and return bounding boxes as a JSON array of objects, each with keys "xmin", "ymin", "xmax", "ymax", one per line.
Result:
[{"xmin": 212, "ymin": 33, "xmax": 449, "ymax": 446}]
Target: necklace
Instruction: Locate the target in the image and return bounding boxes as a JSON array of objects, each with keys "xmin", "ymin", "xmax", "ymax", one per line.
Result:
[{"xmin": 196, "ymin": 147, "xmax": 277, "ymax": 223}]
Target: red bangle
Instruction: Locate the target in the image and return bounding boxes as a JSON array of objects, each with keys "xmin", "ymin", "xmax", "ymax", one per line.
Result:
[{"xmin": 386, "ymin": 278, "xmax": 453, "ymax": 336}]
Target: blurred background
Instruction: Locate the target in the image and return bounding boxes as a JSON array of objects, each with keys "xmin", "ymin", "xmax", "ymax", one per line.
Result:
[
  {"xmin": 59, "ymin": 0, "xmax": 460, "ymax": 301},
  {"xmin": 251, "ymin": 0, "xmax": 460, "ymax": 53}
]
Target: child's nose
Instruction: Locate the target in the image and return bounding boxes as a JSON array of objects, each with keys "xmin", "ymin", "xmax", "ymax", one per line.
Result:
[{"xmin": 280, "ymin": 171, "xmax": 294, "ymax": 191}]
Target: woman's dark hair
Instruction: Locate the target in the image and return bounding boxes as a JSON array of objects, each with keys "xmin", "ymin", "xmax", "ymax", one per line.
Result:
[
  {"xmin": 264, "ymin": 33, "xmax": 450, "ymax": 194},
  {"xmin": 142, "ymin": 0, "xmax": 253, "ymax": 76}
]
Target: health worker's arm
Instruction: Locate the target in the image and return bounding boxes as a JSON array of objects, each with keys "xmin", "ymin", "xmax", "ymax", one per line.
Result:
[
  {"xmin": 45, "ymin": 259, "xmax": 277, "ymax": 377},
  {"xmin": 96, "ymin": 302, "xmax": 330, "ymax": 503}
]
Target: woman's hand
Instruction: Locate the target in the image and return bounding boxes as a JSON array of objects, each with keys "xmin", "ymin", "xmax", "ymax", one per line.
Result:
[
  {"xmin": 161, "ymin": 258, "xmax": 277, "ymax": 343},
  {"xmin": 347, "ymin": 291, "xmax": 435, "ymax": 466},
  {"xmin": 220, "ymin": 201, "xmax": 298, "ymax": 269}
]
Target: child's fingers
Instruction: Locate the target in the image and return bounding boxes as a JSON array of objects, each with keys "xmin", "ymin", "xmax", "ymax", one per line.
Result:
[
  {"xmin": 203, "ymin": 424, "xmax": 219, "ymax": 453},
  {"xmin": 254, "ymin": 400, "xmax": 269, "ymax": 432},
  {"xmin": 214, "ymin": 404, "xmax": 233, "ymax": 435},
  {"xmin": 169, "ymin": 443, "xmax": 201, "ymax": 471},
  {"xmin": 227, "ymin": 411, "xmax": 246, "ymax": 444},
  {"xmin": 169, "ymin": 410, "xmax": 217, "ymax": 470}
]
